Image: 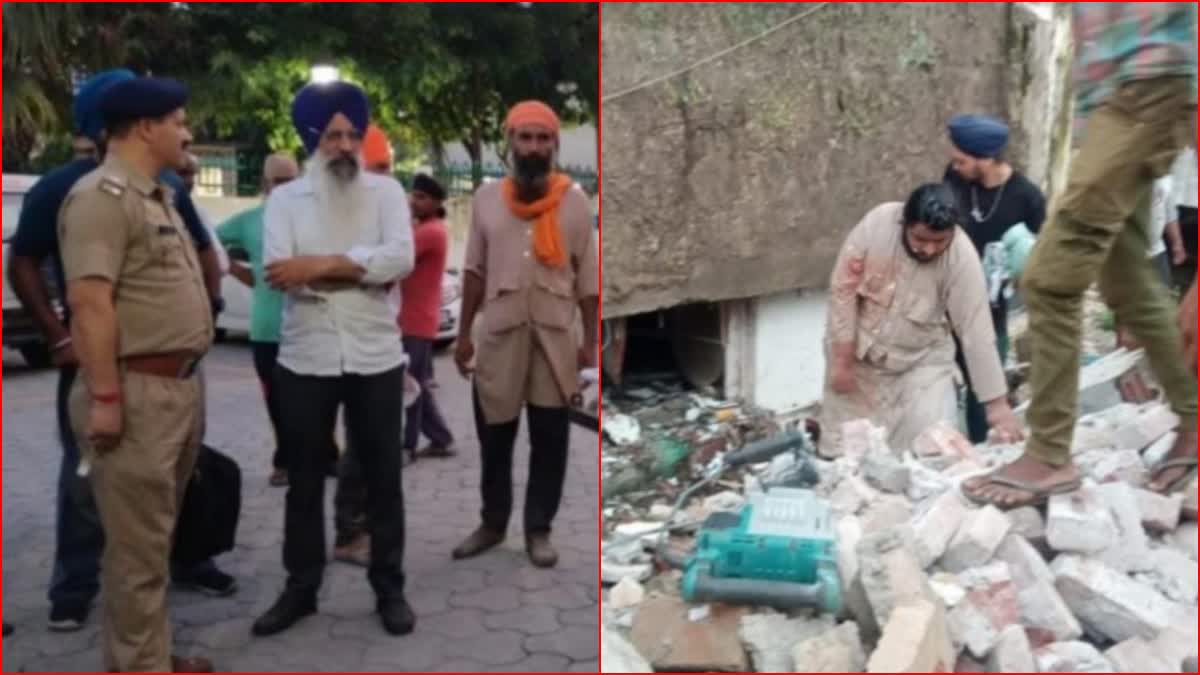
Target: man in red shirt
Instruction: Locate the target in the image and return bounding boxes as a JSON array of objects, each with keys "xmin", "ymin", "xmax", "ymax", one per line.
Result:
[{"xmin": 401, "ymin": 174, "xmax": 456, "ymax": 459}]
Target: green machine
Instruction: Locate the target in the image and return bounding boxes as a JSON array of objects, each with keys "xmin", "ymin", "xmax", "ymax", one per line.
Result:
[{"xmin": 657, "ymin": 432, "xmax": 842, "ymax": 614}]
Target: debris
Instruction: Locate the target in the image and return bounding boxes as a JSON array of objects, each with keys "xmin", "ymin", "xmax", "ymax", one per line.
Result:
[
  {"xmin": 912, "ymin": 421, "xmax": 978, "ymax": 463},
  {"xmin": 629, "ymin": 594, "xmax": 749, "ymax": 672},
  {"xmin": 1132, "ymin": 547, "xmax": 1198, "ymax": 604},
  {"xmin": 993, "ymin": 534, "xmax": 1083, "ymax": 643},
  {"xmin": 841, "ymin": 418, "xmax": 890, "ymax": 464},
  {"xmin": 603, "ymin": 561, "xmax": 654, "ymax": 585},
  {"xmin": 601, "ymin": 626, "xmax": 653, "ymax": 673},
  {"xmin": 1047, "ymin": 490, "xmax": 1118, "ymax": 554},
  {"xmin": 831, "ymin": 474, "xmax": 878, "ymax": 515},
  {"xmin": 945, "ymin": 562, "xmax": 1020, "ymax": 659},
  {"xmin": 866, "ymin": 599, "xmax": 955, "ymax": 673},
  {"xmin": 1035, "ymin": 640, "xmax": 1116, "ymax": 672},
  {"xmin": 988, "ymin": 624, "xmax": 1037, "ymax": 672},
  {"xmin": 687, "ymin": 605, "xmax": 710, "ymax": 622},
  {"xmin": 791, "ymin": 622, "xmax": 866, "ymax": 673},
  {"xmin": 912, "ymin": 490, "xmax": 970, "ymax": 568},
  {"xmin": 863, "ymin": 452, "xmax": 911, "ymax": 494},
  {"xmin": 1113, "ymin": 403, "xmax": 1178, "ymax": 451},
  {"xmin": 701, "ymin": 490, "xmax": 744, "ymax": 515},
  {"xmin": 941, "ymin": 505, "xmax": 1011, "ymax": 573},
  {"xmin": 738, "ymin": 613, "xmax": 834, "ymax": 672},
  {"xmin": 613, "ymin": 522, "xmax": 663, "ymax": 550},
  {"xmin": 1141, "ymin": 431, "xmax": 1178, "ymax": 470},
  {"xmin": 1168, "ymin": 522, "xmax": 1198, "ymax": 561},
  {"xmin": 611, "ymin": 577, "xmax": 646, "ymax": 609},
  {"xmin": 1092, "ymin": 482, "xmax": 1150, "ymax": 573},
  {"xmin": 857, "ymin": 528, "xmax": 937, "ymax": 630},
  {"xmin": 1005, "ymin": 505, "xmax": 1048, "ymax": 552},
  {"xmin": 605, "ymin": 413, "xmax": 642, "ymax": 446},
  {"xmin": 1135, "ymin": 488, "xmax": 1183, "ymax": 533},
  {"xmin": 1080, "ymin": 448, "xmax": 1148, "ymax": 485},
  {"xmin": 861, "ymin": 495, "xmax": 913, "ymax": 534},
  {"xmin": 1052, "ymin": 554, "xmax": 1175, "ymax": 643},
  {"xmin": 1185, "ymin": 479, "xmax": 1198, "ymax": 521},
  {"xmin": 1105, "ymin": 637, "xmax": 1179, "ymax": 673}
]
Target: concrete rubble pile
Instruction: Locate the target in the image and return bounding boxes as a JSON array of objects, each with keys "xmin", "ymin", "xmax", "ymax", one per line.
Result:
[{"xmin": 602, "ymin": 392, "xmax": 1198, "ymax": 672}]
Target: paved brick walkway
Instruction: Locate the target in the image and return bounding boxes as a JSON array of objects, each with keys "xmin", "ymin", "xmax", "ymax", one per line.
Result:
[{"xmin": 2, "ymin": 343, "xmax": 599, "ymax": 672}]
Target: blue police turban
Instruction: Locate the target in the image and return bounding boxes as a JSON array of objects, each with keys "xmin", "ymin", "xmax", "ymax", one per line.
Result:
[
  {"xmin": 291, "ymin": 81, "xmax": 370, "ymax": 155},
  {"xmin": 73, "ymin": 69, "xmax": 136, "ymax": 142},
  {"xmin": 948, "ymin": 114, "xmax": 1010, "ymax": 159},
  {"xmin": 98, "ymin": 77, "xmax": 190, "ymax": 126}
]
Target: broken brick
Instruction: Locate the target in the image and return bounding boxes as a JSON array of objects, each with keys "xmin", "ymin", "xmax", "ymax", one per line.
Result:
[
  {"xmin": 857, "ymin": 528, "xmax": 937, "ymax": 630},
  {"xmin": 602, "ymin": 626, "xmax": 653, "ymax": 673},
  {"xmin": 610, "ymin": 576, "xmax": 645, "ymax": 609},
  {"xmin": 1135, "ymin": 488, "xmax": 1183, "ymax": 533},
  {"xmin": 1168, "ymin": 522, "xmax": 1198, "ymax": 561},
  {"xmin": 993, "ymin": 535, "xmax": 1082, "ymax": 642},
  {"xmin": 1132, "ymin": 547, "xmax": 1198, "ymax": 604},
  {"xmin": 1046, "ymin": 490, "xmax": 1117, "ymax": 554},
  {"xmin": 863, "ymin": 452, "xmax": 910, "ymax": 494},
  {"xmin": 866, "ymin": 599, "xmax": 955, "ymax": 673},
  {"xmin": 913, "ymin": 421, "xmax": 979, "ymax": 463},
  {"xmin": 941, "ymin": 505, "xmax": 1011, "ymax": 572},
  {"xmin": 1080, "ymin": 448, "xmax": 1147, "ymax": 485},
  {"xmin": 1092, "ymin": 482, "xmax": 1149, "ymax": 573},
  {"xmin": 841, "ymin": 418, "xmax": 890, "ymax": 463},
  {"xmin": 987, "ymin": 624, "xmax": 1037, "ymax": 673},
  {"xmin": 1105, "ymin": 637, "xmax": 1179, "ymax": 672},
  {"xmin": 738, "ymin": 612, "xmax": 834, "ymax": 672},
  {"xmin": 1114, "ymin": 403, "xmax": 1179, "ymax": 451},
  {"xmin": 1035, "ymin": 641, "xmax": 1115, "ymax": 672},
  {"xmin": 630, "ymin": 595, "xmax": 749, "ymax": 672},
  {"xmin": 790, "ymin": 622, "xmax": 866, "ymax": 673},
  {"xmin": 912, "ymin": 491, "xmax": 970, "ymax": 569},
  {"xmin": 945, "ymin": 562, "xmax": 1020, "ymax": 659},
  {"xmin": 1052, "ymin": 554, "xmax": 1175, "ymax": 643}
]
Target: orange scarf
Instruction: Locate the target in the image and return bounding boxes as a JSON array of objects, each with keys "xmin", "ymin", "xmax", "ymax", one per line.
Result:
[{"xmin": 502, "ymin": 173, "xmax": 571, "ymax": 268}]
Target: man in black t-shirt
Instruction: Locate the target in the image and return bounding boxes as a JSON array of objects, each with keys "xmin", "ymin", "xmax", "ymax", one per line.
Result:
[{"xmin": 943, "ymin": 114, "xmax": 1048, "ymax": 443}]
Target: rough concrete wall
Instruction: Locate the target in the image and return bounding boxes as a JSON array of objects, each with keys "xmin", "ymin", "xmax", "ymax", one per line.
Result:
[{"xmin": 601, "ymin": 2, "xmax": 1066, "ymax": 319}]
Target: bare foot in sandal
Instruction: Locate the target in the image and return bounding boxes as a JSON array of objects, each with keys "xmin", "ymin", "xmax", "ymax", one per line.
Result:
[
  {"xmin": 962, "ymin": 454, "xmax": 1082, "ymax": 510},
  {"xmin": 1146, "ymin": 429, "xmax": 1199, "ymax": 495}
]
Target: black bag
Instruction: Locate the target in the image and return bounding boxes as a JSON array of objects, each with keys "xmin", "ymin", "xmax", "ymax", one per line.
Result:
[{"xmin": 171, "ymin": 445, "xmax": 242, "ymax": 566}]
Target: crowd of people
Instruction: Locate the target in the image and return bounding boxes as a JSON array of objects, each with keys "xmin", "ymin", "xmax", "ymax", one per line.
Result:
[{"xmin": 4, "ymin": 69, "xmax": 599, "ymax": 673}]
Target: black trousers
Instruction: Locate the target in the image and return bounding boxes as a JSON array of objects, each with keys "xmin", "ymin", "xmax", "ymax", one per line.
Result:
[
  {"xmin": 276, "ymin": 365, "xmax": 407, "ymax": 599},
  {"xmin": 253, "ymin": 342, "xmax": 338, "ymax": 471},
  {"xmin": 473, "ymin": 386, "xmax": 570, "ymax": 535},
  {"xmin": 402, "ymin": 336, "xmax": 454, "ymax": 449},
  {"xmin": 1171, "ymin": 206, "xmax": 1198, "ymax": 294}
]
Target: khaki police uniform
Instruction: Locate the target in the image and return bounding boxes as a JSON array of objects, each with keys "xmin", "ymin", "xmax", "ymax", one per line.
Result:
[{"xmin": 59, "ymin": 154, "xmax": 213, "ymax": 672}]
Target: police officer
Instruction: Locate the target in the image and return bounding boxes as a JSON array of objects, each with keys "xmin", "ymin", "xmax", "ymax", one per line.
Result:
[
  {"xmin": 59, "ymin": 77, "xmax": 214, "ymax": 673},
  {"xmin": 7, "ymin": 69, "xmax": 234, "ymax": 635}
]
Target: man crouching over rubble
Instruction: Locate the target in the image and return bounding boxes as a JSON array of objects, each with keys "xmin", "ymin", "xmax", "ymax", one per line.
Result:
[{"xmin": 819, "ymin": 183, "xmax": 1024, "ymax": 458}]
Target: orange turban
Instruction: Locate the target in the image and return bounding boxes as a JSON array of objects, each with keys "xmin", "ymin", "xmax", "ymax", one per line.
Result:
[
  {"xmin": 362, "ymin": 124, "xmax": 393, "ymax": 166},
  {"xmin": 505, "ymin": 100, "xmax": 560, "ymax": 135}
]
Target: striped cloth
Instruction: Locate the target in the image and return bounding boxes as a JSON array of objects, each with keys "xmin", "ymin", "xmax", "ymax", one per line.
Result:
[{"xmin": 1072, "ymin": 2, "xmax": 1197, "ymax": 140}]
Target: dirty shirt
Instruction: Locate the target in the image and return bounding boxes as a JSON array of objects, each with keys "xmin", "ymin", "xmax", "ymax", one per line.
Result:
[
  {"xmin": 819, "ymin": 202, "xmax": 1006, "ymax": 455},
  {"xmin": 465, "ymin": 181, "xmax": 599, "ymax": 425}
]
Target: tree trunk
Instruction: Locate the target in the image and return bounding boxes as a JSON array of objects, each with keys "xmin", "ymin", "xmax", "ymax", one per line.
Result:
[{"xmin": 466, "ymin": 128, "xmax": 484, "ymax": 188}]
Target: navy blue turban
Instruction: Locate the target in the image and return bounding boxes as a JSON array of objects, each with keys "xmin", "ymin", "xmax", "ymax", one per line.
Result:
[
  {"xmin": 948, "ymin": 114, "xmax": 1010, "ymax": 159},
  {"xmin": 98, "ymin": 77, "xmax": 190, "ymax": 126},
  {"xmin": 73, "ymin": 69, "xmax": 136, "ymax": 142},
  {"xmin": 291, "ymin": 81, "xmax": 370, "ymax": 155}
]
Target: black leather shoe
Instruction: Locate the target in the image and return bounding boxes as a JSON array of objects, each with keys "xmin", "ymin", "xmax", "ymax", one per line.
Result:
[
  {"xmin": 451, "ymin": 526, "xmax": 505, "ymax": 560},
  {"xmin": 378, "ymin": 596, "xmax": 416, "ymax": 636},
  {"xmin": 251, "ymin": 592, "xmax": 316, "ymax": 636}
]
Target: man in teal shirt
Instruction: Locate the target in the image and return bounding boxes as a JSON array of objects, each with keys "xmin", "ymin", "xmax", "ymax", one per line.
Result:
[{"xmin": 216, "ymin": 154, "xmax": 300, "ymax": 486}]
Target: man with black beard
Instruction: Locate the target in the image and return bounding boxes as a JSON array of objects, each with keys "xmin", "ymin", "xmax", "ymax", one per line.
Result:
[
  {"xmin": 252, "ymin": 81, "xmax": 415, "ymax": 637},
  {"xmin": 818, "ymin": 183, "xmax": 1024, "ymax": 458},
  {"xmin": 451, "ymin": 101, "xmax": 599, "ymax": 568}
]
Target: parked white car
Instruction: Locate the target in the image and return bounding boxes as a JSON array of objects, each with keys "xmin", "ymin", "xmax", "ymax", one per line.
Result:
[
  {"xmin": 437, "ymin": 269, "xmax": 463, "ymax": 346},
  {"xmin": 2, "ymin": 174, "xmax": 57, "ymax": 367}
]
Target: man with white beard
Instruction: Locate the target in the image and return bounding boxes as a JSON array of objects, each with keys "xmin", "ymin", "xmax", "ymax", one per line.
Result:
[{"xmin": 252, "ymin": 81, "xmax": 415, "ymax": 637}]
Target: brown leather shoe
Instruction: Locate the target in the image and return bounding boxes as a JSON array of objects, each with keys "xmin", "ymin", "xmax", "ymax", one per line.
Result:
[
  {"xmin": 171, "ymin": 655, "xmax": 214, "ymax": 673},
  {"xmin": 526, "ymin": 533, "xmax": 559, "ymax": 568},
  {"xmin": 451, "ymin": 526, "xmax": 504, "ymax": 560}
]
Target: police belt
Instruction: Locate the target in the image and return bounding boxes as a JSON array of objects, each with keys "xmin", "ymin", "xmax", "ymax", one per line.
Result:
[{"xmin": 122, "ymin": 351, "xmax": 204, "ymax": 379}]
